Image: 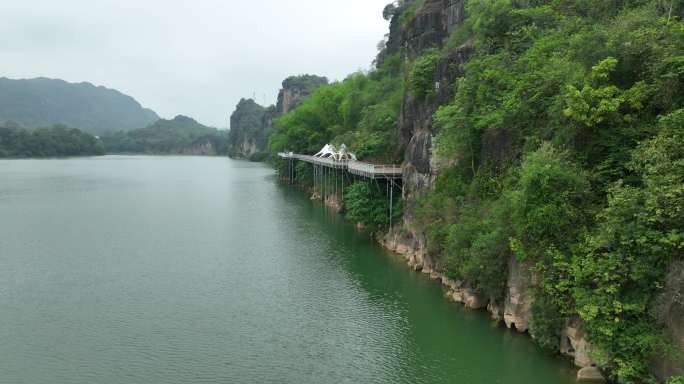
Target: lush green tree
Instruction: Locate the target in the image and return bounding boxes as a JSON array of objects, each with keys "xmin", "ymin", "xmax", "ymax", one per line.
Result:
[
  {"xmin": 0, "ymin": 124, "xmax": 104, "ymax": 158},
  {"xmin": 344, "ymin": 181, "xmax": 401, "ymax": 230},
  {"xmin": 414, "ymin": 2, "xmax": 683, "ymax": 381},
  {"xmin": 573, "ymin": 110, "xmax": 684, "ymax": 382},
  {"xmin": 508, "ymin": 143, "xmax": 592, "ymax": 263}
]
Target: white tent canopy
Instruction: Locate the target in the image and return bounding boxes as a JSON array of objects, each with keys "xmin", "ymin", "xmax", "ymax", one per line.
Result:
[{"xmin": 313, "ymin": 144, "xmax": 357, "ymax": 161}]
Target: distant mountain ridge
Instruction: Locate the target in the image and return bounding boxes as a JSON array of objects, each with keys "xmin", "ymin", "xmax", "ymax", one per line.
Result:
[
  {"xmin": 0, "ymin": 122, "xmax": 104, "ymax": 158},
  {"xmin": 0, "ymin": 77, "xmax": 159, "ymax": 134},
  {"xmin": 101, "ymin": 115, "xmax": 230, "ymax": 155}
]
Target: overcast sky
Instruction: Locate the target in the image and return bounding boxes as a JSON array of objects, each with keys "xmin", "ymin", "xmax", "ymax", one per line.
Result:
[{"xmin": 0, "ymin": 0, "xmax": 392, "ymax": 128}]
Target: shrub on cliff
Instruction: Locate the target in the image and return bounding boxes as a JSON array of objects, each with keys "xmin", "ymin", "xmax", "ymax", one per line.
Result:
[
  {"xmin": 344, "ymin": 182, "xmax": 390, "ymax": 229},
  {"xmin": 414, "ymin": 1, "xmax": 683, "ymax": 381},
  {"xmin": 444, "ymin": 197, "xmax": 511, "ymax": 300},
  {"xmin": 408, "ymin": 49, "xmax": 440, "ymax": 101},
  {"xmin": 573, "ymin": 110, "xmax": 684, "ymax": 382}
]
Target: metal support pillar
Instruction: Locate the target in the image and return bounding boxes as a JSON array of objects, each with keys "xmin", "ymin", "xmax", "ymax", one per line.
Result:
[{"xmin": 389, "ymin": 179, "xmax": 394, "ymax": 230}]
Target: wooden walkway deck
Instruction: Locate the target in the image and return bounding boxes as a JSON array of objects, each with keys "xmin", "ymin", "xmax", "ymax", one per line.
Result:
[{"xmin": 278, "ymin": 152, "xmax": 402, "ymax": 179}]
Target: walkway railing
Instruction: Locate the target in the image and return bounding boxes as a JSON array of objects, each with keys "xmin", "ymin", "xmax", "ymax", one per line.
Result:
[
  {"xmin": 348, "ymin": 161, "xmax": 402, "ymax": 179},
  {"xmin": 278, "ymin": 152, "xmax": 402, "ymax": 179},
  {"xmin": 277, "ymin": 151, "xmax": 403, "ymax": 229},
  {"xmin": 296, "ymin": 155, "xmax": 349, "ymax": 169}
]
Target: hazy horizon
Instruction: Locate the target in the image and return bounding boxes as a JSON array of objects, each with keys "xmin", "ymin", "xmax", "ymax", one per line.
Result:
[{"xmin": 0, "ymin": 0, "xmax": 392, "ymax": 128}]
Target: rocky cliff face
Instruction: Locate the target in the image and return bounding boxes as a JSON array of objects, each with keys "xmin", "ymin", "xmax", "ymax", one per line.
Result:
[
  {"xmin": 390, "ymin": 0, "xmax": 472, "ymax": 269},
  {"xmin": 228, "ymin": 99, "xmax": 267, "ymax": 160},
  {"xmin": 381, "ymin": 0, "xmax": 601, "ymax": 376},
  {"xmin": 276, "ymin": 75, "xmax": 328, "ymax": 115},
  {"xmin": 402, "ymin": 0, "xmax": 466, "ymax": 59},
  {"xmin": 228, "ymin": 75, "xmax": 327, "ymax": 160},
  {"xmin": 502, "ymin": 257, "xmax": 534, "ymax": 333}
]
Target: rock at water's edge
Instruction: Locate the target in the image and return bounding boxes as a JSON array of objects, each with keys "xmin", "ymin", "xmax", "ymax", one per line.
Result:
[
  {"xmin": 577, "ymin": 367, "xmax": 605, "ymax": 382},
  {"xmin": 503, "ymin": 256, "xmax": 533, "ymax": 333}
]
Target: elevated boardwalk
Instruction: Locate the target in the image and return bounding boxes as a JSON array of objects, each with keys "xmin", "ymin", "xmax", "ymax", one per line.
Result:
[
  {"xmin": 278, "ymin": 150, "xmax": 403, "ymax": 229},
  {"xmin": 348, "ymin": 161, "xmax": 402, "ymax": 180},
  {"xmin": 278, "ymin": 152, "xmax": 402, "ymax": 179}
]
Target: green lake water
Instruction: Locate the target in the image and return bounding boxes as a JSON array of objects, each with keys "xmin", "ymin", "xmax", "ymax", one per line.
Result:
[{"xmin": 0, "ymin": 156, "xmax": 577, "ymax": 383}]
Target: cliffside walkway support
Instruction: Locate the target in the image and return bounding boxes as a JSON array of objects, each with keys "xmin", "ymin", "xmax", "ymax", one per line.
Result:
[{"xmin": 278, "ymin": 151, "xmax": 403, "ymax": 229}]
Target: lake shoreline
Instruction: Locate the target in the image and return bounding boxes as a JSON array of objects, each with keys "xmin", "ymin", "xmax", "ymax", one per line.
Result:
[{"xmin": 294, "ymin": 178, "xmax": 601, "ymax": 383}]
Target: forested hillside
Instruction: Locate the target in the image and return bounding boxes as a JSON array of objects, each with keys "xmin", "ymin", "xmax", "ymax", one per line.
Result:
[
  {"xmin": 101, "ymin": 116, "xmax": 229, "ymax": 155},
  {"xmin": 0, "ymin": 77, "xmax": 159, "ymax": 134},
  {"xmin": 0, "ymin": 123, "xmax": 104, "ymax": 158},
  {"xmin": 269, "ymin": 1, "xmax": 684, "ymax": 382}
]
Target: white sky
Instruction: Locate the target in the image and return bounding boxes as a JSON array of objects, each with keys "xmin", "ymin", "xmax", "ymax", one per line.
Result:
[{"xmin": 0, "ymin": 0, "xmax": 392, "ymax": 127}]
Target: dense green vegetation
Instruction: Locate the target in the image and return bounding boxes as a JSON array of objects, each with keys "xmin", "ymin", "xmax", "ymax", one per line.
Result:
[
  {"xmin": 269, "ymin": 55, "xmax": 406, "ymax": 230},
  {"xmin": 412, "ymin": 1, "xmax": 684, "ymax": 382},
  {"xmin": 0, "ymin": 123, "xmax": 104, "ymax": 157},
  {"xmin": 344, "ymin": 181, "xmax": 402, "ymax": 230},
  {"xmin": 270, "ymin": 0, "xmax": 683, "ymax": 381},
  {"xmin": 0, "ymin": 77, "xmax": 159, "ymax": 135},
  {"xmin": 269, "ymin": 53, "xmax": 405, "ymax": 163},
  {"xmin": 101, "ymin": 116, "xmax": 229, "ymax": 155}
]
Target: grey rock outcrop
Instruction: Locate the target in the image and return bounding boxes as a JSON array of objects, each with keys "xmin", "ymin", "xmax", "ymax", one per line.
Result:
[
  {"xmin": 402, "ymin": 0, "xmax": 466, "ymax": 59},
  {"xmin": 228, "ymin": 75, "xmax": 327, "ymax": 160},
  {"xmin": 560, "ymin": 318, "xmax": 599, "ymax": 368},
  {"xmin": 577, "ymin": 367, "xmax": 606, "ymax": 382},
  {"xmin": 397, "ymin": 2, "xmax": 473, "ymax": 229},
  {"xmin": 503, "ymin": 257, "xmax": 534, "ymax": 333},
  {"xmin": 276, "ymin": 75, "xmax": 328, "ymax": 115},
  {"xmin": 228, "ymin": 99, "xmax": 268, "ymax": 160}
]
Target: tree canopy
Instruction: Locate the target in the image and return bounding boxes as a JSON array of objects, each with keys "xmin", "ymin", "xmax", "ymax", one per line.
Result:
[{"xmin": 0, "ymin": 123, "xmax": 104, "ymax": 158}]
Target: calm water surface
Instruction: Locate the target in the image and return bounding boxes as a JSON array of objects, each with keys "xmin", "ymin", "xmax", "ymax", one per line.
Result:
[{"xmin": 0, "ymin": 156, "xmax": 576, "ymax": 383}]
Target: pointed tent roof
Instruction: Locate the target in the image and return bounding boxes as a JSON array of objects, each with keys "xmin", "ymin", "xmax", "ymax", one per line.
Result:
[
  {"xmin": 337, "ymin": 144, "xmax": 357, "ymax": 161},
  {"xmin": 313, "ymin": 144, "xmax": 356, "ymax": 161},
  {"xmin": 314, "ymin": 144, "xmax": 336, "ymax": 158}
]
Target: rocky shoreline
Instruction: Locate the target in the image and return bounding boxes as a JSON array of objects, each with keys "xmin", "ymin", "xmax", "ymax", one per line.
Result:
[
  {"xmin": 378, "ymin": 228, "xmax": 605, "ymax": 382},
  {"xmin": 306, "ymin": 188, "xmax": 604, "ymax": 382}
]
